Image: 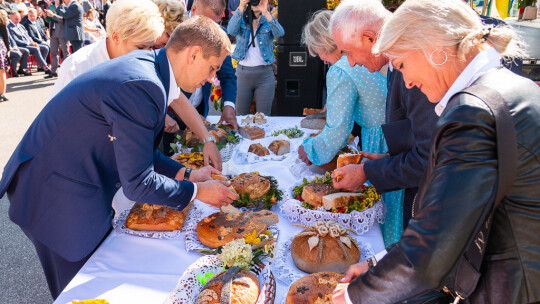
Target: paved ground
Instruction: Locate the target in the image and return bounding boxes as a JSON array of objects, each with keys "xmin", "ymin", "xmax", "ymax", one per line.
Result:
[{"xmin": 0, "ymin": 70, "xmax": 54, "ymax": 304}]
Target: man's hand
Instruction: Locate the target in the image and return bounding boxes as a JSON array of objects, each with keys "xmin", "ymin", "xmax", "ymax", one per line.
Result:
[
  {"xmin": 298, "ymin": 145, "xmax": 312, "ymax": 165},
  {"xmin": 332, "ymin": 283, "xmax": 350, "ymax": 304},
  {"xmin": 195, "ymin": 180, "xmax": 239, "ymax": 208},
  {"xmin": 164, "ymin": 114, "xmax": 179, "ymax": 133},
  {"xmin": 332, "ymin": 164, "xmax": 367, "ymax": 191},
  {"xmin": 341, "ymin": 261, "xmax": 369, "ymax": 283},
  {"xmin": 46, "ymin": 10, "xmax": 53, "ymax": 17},
  {"xmin": 203, "ymin": 141, "xmax": 222, "ymax": 171},
  {"xmin": 189, "ymin": 165, "xmax": 221, "ymax": 182},
  {"xmin": 361, "ymin": 151, "xmax": 388, "ymax": 161},
  {"xmin": 218, "ymin": 105, "xmax": 239, "ymax": 130}
]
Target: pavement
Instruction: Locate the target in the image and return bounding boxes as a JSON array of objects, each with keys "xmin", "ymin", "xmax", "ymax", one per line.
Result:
[{"xmin": 0, "ymin": 70, "xmax": 55, "ymax": 304}]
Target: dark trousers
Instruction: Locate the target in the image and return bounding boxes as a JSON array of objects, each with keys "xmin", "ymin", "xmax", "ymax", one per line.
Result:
[
  {"xmin": 9, "ymin": 47, "xmax": 29, "ymax": 73},
  {"xmin": 70, "ymin": 40, "xmax": 83, "ymax": 53},
  {"xmin": 21, "ymin": 227, "xmax": 112, "ymax": 299},
  {"xmin": 26, "ymin": 44, "xmax": 49, "ymax": 69}
]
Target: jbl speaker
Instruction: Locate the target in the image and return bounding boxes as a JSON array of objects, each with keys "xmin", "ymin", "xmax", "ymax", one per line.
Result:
[
  {"xmin": 277, "ymin": 0, "xmax": 327, "ymax": 45},
  {"xmin": 274, "ymin": 45, "xmax": 325, "ymax": 116}
]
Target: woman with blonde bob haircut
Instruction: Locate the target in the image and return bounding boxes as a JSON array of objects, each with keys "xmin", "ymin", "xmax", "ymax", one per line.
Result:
[
  {"xmin": 332, "ymin": 0, "xmax": 540, "ymax": 303},
  {"xmin": 51, "ymin": 0, "xmax": 164, "ymax": 97},
  {"xmin": 153, "ymin": 0, "xmax": 185, "ymax": 49},
  {"xmin": 299, "ymin": 10, "xmax": 404, "ymax": 247}
]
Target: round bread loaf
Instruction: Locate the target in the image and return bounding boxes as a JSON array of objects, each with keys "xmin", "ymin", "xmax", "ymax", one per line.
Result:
[
  {"xmin": 291, "ymin": 222, "xmax": 360, "ymax": 273},
  {"xmin": 301, "ymin": 183, "xmax": 334, "ymax": 208},
  {"xmin": 230, "ymin": 173, "xmax": 271, "ymax": 200},
  {"xmin": 197, "ymin": 212, "xmax": 267, "ymax": 248},
  {"xmin": 195, "ymin": 267, "xmax": 260, "ymax": 304},
  {"xmin": 285, "ymin": 272, "xmax": 343, "ymax": 304}
]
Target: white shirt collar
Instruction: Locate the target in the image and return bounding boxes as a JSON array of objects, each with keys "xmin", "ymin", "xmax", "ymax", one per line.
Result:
[
  {"xmin": 166, "ymin": 54, "xmax": 180, "ymax": 106},
  {"xmin": 435, "ymin": 47, "xmax": 502, "ymax": 116}
]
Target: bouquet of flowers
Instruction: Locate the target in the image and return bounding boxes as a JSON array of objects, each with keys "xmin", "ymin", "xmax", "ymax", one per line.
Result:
[{"xmin": 210, "ymin": 78, "xmax": 223, "ymax": 112}]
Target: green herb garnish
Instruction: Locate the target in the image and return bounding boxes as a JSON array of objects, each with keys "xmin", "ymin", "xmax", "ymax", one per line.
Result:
[{"xmin": 271, "ymin": 126, "xmax": 304, "ymax": 139}]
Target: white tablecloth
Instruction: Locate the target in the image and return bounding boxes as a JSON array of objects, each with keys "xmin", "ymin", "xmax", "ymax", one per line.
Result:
[{"xmin": 53, "ymin": 116, "xmax": 385, "ymax": 304}]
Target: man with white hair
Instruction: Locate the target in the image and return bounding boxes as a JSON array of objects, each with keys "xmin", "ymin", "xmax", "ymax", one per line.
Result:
[{"xmin": 330, "ymin": 0, "xmax": 438, "ymax": 240}]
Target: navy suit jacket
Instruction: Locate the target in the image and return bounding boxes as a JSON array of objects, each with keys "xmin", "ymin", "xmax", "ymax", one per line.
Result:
[
  {"xmin": 363, "ymin": 70, "xmax": 437, "ymax": 197},
  {"xmin": 23, "ymin": 20, "xmax": 48, "ymax": 44},
  {"xmin": 56, "ymin": 0, "xmax": 84, "ymax": 41},
  {"xmin": 0, "ymin": 49, "xmax": 194, "ymax": 262},
  {"xmin": 7, "ymin": 21, "xmax": 33, "ymax": 48}
]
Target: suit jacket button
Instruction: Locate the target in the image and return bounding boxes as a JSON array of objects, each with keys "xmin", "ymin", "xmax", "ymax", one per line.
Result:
[{"xmin": 115, "ymin": 182, "xmax": 121, "ymax": 188}]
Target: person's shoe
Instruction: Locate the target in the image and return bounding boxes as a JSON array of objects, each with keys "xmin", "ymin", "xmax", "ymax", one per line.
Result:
[
  {"xmin": 0, "ymin": 94, "xmax": 8, "ymax": 101},
  {"xmin": 44, "ymin": 72, "xmax": 58, "ymax": 79},
  {"xmin": 17, "ymin": 69, "xmax": 32, "ymax": 76}
]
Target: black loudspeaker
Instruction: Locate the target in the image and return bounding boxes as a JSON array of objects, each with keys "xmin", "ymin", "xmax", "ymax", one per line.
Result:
[
  {"xmin": 277, "ymin": 0, "xmax": 327, "ymax": 45},
  {"xmin": 274, "ymin": 45, "xmax": 325, "ymax": 116}
]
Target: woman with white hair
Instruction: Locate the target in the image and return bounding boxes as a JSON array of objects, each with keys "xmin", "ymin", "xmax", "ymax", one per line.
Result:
[
  {"xmin": 50, "ymin": 0, "xmax": 165, "ymax": 97},
  {"xmin": 299, "ymin": 10, "xmax": 404, "ymax": 247},
  {"xmin": 333, "ymin": 0, "xmax": 540, "ymax": 303}
]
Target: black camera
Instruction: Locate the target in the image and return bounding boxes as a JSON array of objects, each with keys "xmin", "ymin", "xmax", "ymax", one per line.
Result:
[{"xmin": 250, "ymin": 0, "xmax": 261, "ymax": 6}]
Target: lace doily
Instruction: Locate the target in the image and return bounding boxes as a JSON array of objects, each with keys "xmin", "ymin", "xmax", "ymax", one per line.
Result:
[
  {"xmin": 112, "ymin": 203, "xmax": 195, "ymax": 239},
  {"xmin": 233, "ymin": 134, "xmax": 302, "ymax": 165},
  {"xmin": 176, "ymin": 142, "xmax": 237, "ymax": 163},
  {"xmin": 184, "ymin": 200, "xmax": 280, "ymax": 252},
  {"xmin": 272, "ymin": 236, "xmax": 375, "ymax": 286},
  {"xmin": 280, "ymin": 180, "xmax": 386, "ymax": 235},
  {"xmin": 164, "ymin": 255, "xmax": 276, "ymax": 304}
]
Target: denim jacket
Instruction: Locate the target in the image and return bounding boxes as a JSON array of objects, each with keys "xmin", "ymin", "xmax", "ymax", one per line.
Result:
[{"xmin": 227, "ymin": 9, "xmax": 284, "ymax": 65}]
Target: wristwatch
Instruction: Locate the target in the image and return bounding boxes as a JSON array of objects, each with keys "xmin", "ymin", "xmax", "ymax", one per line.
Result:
[
  {"xmin": 183, "ymin": 168, "xmax": 192, "ymax": 181},
  {"xmin": 201, "ymin": 136, "xmax": 216, "ymax": 145}
]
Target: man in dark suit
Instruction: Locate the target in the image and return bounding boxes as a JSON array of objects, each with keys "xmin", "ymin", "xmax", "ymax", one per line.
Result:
[
  {"xmin": 23, "ymin": 7, "xmax": 50, "ymax": 69},
  {"xmin": 0, "ymin": 16, "xmax": 237, "ymax": 299},
  {"xmin": 7, "ymin": 11, "xmax": 52, "ymax": 75},
  {"xmin": 55, "ymin": 0, "xmax": 84, "ymax": 53},
  {"xmin": 330, "ymin": 2, "xmax": 438, "ymax": 230},
  {"xmin": 5, "ymin": 24, "xmax": 30, "ymax": 77}
]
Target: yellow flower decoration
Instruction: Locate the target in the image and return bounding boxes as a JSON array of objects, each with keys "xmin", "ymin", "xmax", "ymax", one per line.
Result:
[{"xmin": 243, "ymin": 230, "xmax": 258, "ymax": 244}]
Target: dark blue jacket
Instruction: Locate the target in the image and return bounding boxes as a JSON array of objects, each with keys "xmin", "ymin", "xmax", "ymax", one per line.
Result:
[
  {"xmin": 7, "ymin": 21, "xmax": 33, "ymax": 47},
  {"xmin": 23, "ymin": 19, "xmax": 48, "ymax": 44},
  {"xmin": 0, "ymin": 49, "xmax": 194, "ymax": 262},
  {"xmin": 363, "ymin": 70, "xmax": 438, "ymax": 224},
  {"xmin": 56, "ymin": 0, "xmax": 84, "ymax": 41}
]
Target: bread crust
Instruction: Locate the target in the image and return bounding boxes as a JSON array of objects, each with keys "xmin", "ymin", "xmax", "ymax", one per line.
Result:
[
  {"xmin": 196, "ymin": 211, "xmax": 269, "ymax": 248},
  {"xmin": 125, "ymin": 202, "xmax": 193, "ymax": 231},
  {"xmin": 171, "ymin": 152, "xmax": 205, "ymax": 169},
  {"xmin": 301, "ymin": 183, "xmax": 334, "ymax": 208},
  {"xmin": 285, "ymin": 272, "xmax": 343, "ymax": 304},
  {"xmin": 268, "ymin": 140, "xmax": 290, "ymax": 155},
  {"xmin": 300, "ymin": 118, "xmax": 326, "ymax": 130},
  {"xmin": 239, "ymin": 126, "xmax": 265, "ymax": 140},
  {"xmin": 230, "ymin": 173, "xmax": 271, "ymax": 200},
  {"xmin": 336, "ymin": 154, "xmax": 363, "ymax": 168},
  {"xmin": 248, "ymin": 143, "xmax": 270, "ymax": 156},
  {"xmin": 195, "ymin": 269, "xmax": 260, "ymax": 304},
  {"xmin": 291, "ymin": 229, "xmax": 360, "ymax": 273}
]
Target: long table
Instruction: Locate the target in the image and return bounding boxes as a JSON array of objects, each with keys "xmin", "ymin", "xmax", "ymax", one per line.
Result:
[{"xmin": 54, "ymin": 116, "xmax": 385, "ymax": 304}]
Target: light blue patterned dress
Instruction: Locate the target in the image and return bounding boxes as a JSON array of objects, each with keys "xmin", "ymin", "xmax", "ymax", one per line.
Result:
[{"xmin": 302, "ymin": 56, "xmax": 404, "ymax": 246}]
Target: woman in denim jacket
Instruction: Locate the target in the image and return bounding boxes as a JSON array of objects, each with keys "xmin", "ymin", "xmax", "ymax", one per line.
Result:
[{"xmin": 227, "ymin": 0, "xmax": 284, "ymax": 115}]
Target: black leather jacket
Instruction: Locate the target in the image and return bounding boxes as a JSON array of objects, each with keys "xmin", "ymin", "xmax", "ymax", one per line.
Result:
[{"xmin": 347, "ymin": 68, "xmax": 540, "ymax": 303}]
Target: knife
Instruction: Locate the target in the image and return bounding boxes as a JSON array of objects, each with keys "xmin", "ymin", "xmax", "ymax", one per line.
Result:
[{"xmin": 305, "ymin": 112, "xmax": 327, "ymax": 120}]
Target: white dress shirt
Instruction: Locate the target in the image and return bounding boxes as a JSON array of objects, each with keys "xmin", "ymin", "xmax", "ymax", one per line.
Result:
[
  {"xmin": 435, "ymin": 47, "xmax": 502, "ymax": 116},
  {"xmin": 50, "ymin": 38, "xmax": 110, "ymax": 98},
  {"xmin": 167, "ymin": 55, "xmax": 198, "ymax": 201}
]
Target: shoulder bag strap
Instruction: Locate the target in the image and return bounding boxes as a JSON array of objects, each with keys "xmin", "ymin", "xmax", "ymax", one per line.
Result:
[{"xmin": 445, "ymin": 84, "xmax": 518, "ymax": 302}]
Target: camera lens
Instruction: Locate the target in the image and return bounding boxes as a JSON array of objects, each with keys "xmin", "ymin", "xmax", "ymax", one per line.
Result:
[{"xmin": 250, "ymin": 0, "xmax": 261, "ymax": 6}]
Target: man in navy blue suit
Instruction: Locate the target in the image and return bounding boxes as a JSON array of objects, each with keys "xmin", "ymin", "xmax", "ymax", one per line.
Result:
[
  {"xmin": 7, "ymin": 11, "xmax": 52, "ymax": 75},
  {"xmin": 23, "ymin": 8, "xmax": 50, "ymax": 68},
  {"xmin": 0, "ymin": 16, "xmax": 238, "ymax": 299},
  {"xmin": 55, "ymin": 0, "xmax": 84, "ymax": 53}
]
